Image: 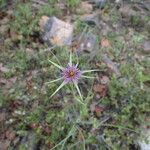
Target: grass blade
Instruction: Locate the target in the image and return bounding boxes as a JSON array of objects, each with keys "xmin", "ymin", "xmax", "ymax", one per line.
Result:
[
  {"xmin": 49, "ymin": 59, "xmax": 64, "ymax": 70},
  {"xmin": 76, "ymin": 98, "xmax": 85, "ymax": 105},
  {"xmin": 50, "ymin": 81, "xmax": 66, "ymax": 98},
  {"xmin": 81, "ymin": 75, "xmax": 95, "ymax": 79},
  {"xmin": 82, "ymin": 69, "xmax": 99, "ymax": 74},
  {"xmin": 73, "ymin": 81, "xmax": 83, "ymax": 101},
  {"xmin": 69, "ymin": 51, "xmax": 72, "ymax": 66},
  {"xmin": 45, "ymin": 77, "xmax": 63, "ymax": 84}
]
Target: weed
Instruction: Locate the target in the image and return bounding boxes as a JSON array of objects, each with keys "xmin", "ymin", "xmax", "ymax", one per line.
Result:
[
  {"xmin": 66, "ymin": 0, "xmax": 80, "ymax": 9},
  {"xmin": 11, "ymin": 3, "xmax": 33, "ymax": 37}
]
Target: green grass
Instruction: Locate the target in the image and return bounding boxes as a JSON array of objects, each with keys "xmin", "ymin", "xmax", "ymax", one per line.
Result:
[
  {"xmin": 0, "ymin": 1, "xmax": 150, "ymax": 150},
  {"xmin": 0, "ymin": 0, "xmax": 7, "ymax": 8},
  {"xmin": 66, "ymin": 0, "xmax": 81, "ymax": 9}
]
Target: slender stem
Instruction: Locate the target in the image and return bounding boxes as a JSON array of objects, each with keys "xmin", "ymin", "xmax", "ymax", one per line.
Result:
[
  {"xmin": 81, "ymin": 75, "xmax": 95, "ymax": 79},
  {"xmin": 73, "ymin": 81, "xmax": 83, "ymax": 101},
  {"xmin": 50, "ymin": 125, "xmax": 76, "ymax": 150},
  {"xmin": 45, "ymin": 77, "xmax": 63, "ymax": 84},
  {"xmin": 82, "ymin": 69, "xmax": 100, "ymax": 74},
  {"xmin": 76, "ymin": 126, "xmax": 86, "ymax": 150},
  {"xmin": 49, "ymin": 59, "xmax": 64, "ymax": 70},
  {"xmin": 69, "ymin": 51, "xmax": 72, "ymax": 66},
  {"xmin": 100, "ymin": 123, "xmax": 140, "ymax": 133},
  {"xmin": 70, "ymin": 83, "xmax": 85, "ymax": 105},
  {"xmin": 76, "ymin": 98, "xmax": 85, "ymax": 105},
  {"xmin": 50, "ymin": 81, "xmax": 66, "ymax": 98},
  {"xmin": 75, "ymin": 52, "xmax": 79, "ymax": 66},
  {"xmin": 43, "ymin": 46, "xmax": 63, "ymax": 67}
]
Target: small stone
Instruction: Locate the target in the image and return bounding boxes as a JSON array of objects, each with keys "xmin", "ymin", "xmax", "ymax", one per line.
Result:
[
  {"xmin": 20, "ymin": 132, "xmax": 39, "ymax": 150},
  {"xmin": 26, "ymin": 48, "xmax": 35, "ymax": 59},
  {"xmin": 93, "ymin": 84, "xmax": 107, "ymax": 97},
  {"xmin": 39, "ymin": 16, "xmax": 73, "ymax": 46},
  {"xmin": 115, "ymin": 0, "xmax": 121, "ymax": 3},
  {"xmin": 39, "ymin": 16, "xmax": 49, "ymax": 32},
  {"xmin": 142, "ymin": 41, "xmax": 150, "ymax": 54},
  {"xmin": 77, "ymin": 2, "xmax": 93, "ymax": 14},
  {"xmin": 0, "ymin": 25, "xmax": 9, "ymax": 35},
  {"xmin": 0, "ymin": 17, "xmax": 9, "ymax": 25},
  {"xmin": 74, "ymin": 33, "xmax": 97, "ymax": 53},
  {"xmin": 0, "ymin": 141, "xmax": 10, "ymax": 150},
  {"xmin": 138, "ymin": 129, "xmax": 150, "ymax": 150},
  {"xmin": 0, "ymin": 63, "xmax": 10, "ymax": 73},
  {"xmin": 5, "ymin": 130, "xmax": 16, "ymax": 141},
  {"xmin": 0, "ymin": 112, "xmax": 6, "ymax": 122},
  {"xmin": 102, "ymin": 54, "xmax": 121, "ymax": 76},
  {"xmin": 14, "ymin": 110, "xmax": 26, "ymax": 115},
  {"xmin": 89, "ymin": 0, "xmax": 106, "ymax": 8},
  {"xmin": 100, "ymin": 76, "xmax": 109, "ymax": 84},
  {"xmin": 13, "ymin": 137, "xmax": 20, "ymax": 146},
  {"xmin": 119, "ymin": 4, "xmax": 136, "ymax": 18},
  {"xmin": 80, "ymin": 12, "xmax": 100, "ymax": 26}
]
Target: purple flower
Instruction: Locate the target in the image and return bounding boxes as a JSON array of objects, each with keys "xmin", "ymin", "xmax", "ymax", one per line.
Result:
[
  {"xmin": 47, "ymin": 52, "xmax": 99, "ymax": 102},
  {"xmin": 62, "ymin": 64, "xmax": 81, "ymax": 83}
]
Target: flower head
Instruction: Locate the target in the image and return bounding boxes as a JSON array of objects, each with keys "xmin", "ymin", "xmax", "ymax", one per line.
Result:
[
  {"xmin": 62, "ymin": 64, "xmax": 81, "ymax": 83},
  {"xmin": 47, "ymin": 52, "xmax": 99, "ymax": 103}
]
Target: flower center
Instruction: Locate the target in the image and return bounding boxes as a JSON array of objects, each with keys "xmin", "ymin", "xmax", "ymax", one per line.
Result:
[{"xmin": 69, "ymin": 71, "xmax": 75, "ymax": 77}]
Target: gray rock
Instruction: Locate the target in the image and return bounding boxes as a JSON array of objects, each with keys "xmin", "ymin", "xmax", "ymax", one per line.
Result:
[
  {"xmin": 138, "ymin": 129, "xmax": 150, "ymax": 150},
  {"xmin": 75, "ymin": 33, "xmax": 98, "ymax": 53},
  {"xmin": 89, "ymin": 0, "xmax": 106, "ymax": 8},
  {"xmin": 142, "ymin": 41, "xmax": 150, "ymax": 54},
  {"xmin": 39, "ymin": 16, "xmax": 73, "ymax": 46},
  {"xmin": 80, "ymin": 12, "xmax": 100, "ymax": 27},
  {"xmin": 76, "ymin": 1, "xmax": 93, "ymax": 14},
  {"xmin": 20, "ymin": 132, "xmax": 39, "ymax": 150},
  {"xmin": 102, "ymin": 54, "xmax": 121, "ymax": 76}
]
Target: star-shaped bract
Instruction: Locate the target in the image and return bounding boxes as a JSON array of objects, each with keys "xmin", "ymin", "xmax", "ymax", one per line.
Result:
[{"xmin": 47, "ymin": 52, "xmax": 98, "ymax": 104}]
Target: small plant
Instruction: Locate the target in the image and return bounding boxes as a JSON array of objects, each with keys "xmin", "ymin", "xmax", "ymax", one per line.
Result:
[
  {"xmin": 66, "ymin": 0, "xmax": 80, "ymax": 9},
  {"xmin": 47, "ymin": 51, "xmax": 98, "ymax": 103}
]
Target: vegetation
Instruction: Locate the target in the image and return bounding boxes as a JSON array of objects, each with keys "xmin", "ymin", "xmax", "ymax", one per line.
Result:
[{"xmin": 0, "ymin": 0, "xmax": 150, "ymax": 149}]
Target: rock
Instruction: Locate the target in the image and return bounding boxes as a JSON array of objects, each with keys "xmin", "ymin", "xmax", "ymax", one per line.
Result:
[
  {"xmin": 0, "ymin": 63, "xmax": 10, "ymax": 73},
  {"xmin": 100, "ymin": 38, "xmax": 111, "ymax": 48},
  {"xmin": 0, "ymin": 25, "xmax": 9, "ymax": 35},
  {"xmin": 102, "ymin": 54, "xmax": 121, "ymax": 76},
  {"xmin": 77, "ymin": 1, "xmax": 93, "ymax": 14},
  {"xmin": 142, "ymin": 41, "xmax": 150, "ymax": 54},
  {"xmin": 100, "ymin": 75, "xmax": 109, "ymax": 84},
  {"xmin": 26, "ymin": 48, "xmax": 36, "ymax": 59},
  {"xmin": 0, "ymin": 17, "xmax": 9, "ymax": 25},
  {"xmin": 80, "ymin": 12, "xmax": 111, "ymax": 35},
  {"xmin": 5, "ymin": 130, "xmax": 16, "ymax": 141},
  {"xmin": 80, "ymin": 12, "xmax": 100, "ymax": 26},
  {"xmin": 39, "ymin": 16, "xmax": 73, "ymax": 46},
  {"xmin": 0, "ymin": 112, "xmax": 6, "ymax": 122},
  {"xmin": 20, "ymin": 132, "xmax": 39, "ymax": 150},
  {"xmin": 115, "ymin": 0, "xmax": 121, "ymax": 3},
  {"xmin": 138, "ymin": 129, "xmax": 150, "ymax": 150},
  {"xmin": 72, "ymin": 33, "xmax": 98, "ymax": 53},
  {"xmin": 93, "ymin": 84, "xmax": 107, "ymax": 97},
  {"xmin": 0, "ymin": 140, "xmax": 10, "ymax": 150},
  {"xmin": 39, "ymin": 16, "xmax": 49, "ymax": 32},
  {"xmin": 119, "ymin": 4, "xmax": 136, "ymax": 18},
  {"xmin": 10, "ymin": 30, "xmax": 23, "ymax": 42},
  {"xmin": 89, "ymin": 0, "xmax": 106, "ymax": 9}
]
